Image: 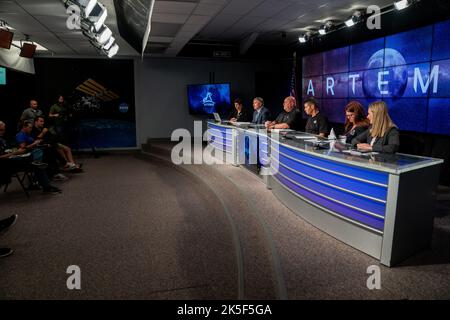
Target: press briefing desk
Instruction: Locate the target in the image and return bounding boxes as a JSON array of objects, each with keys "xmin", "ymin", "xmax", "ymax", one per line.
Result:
[{"xmin": 207, "ymin": 121, "xmax": 444, "ymax": 267}]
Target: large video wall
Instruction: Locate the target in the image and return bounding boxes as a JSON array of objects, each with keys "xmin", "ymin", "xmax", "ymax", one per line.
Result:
[{"xmin": 302, "ymin": 19, "xmax": 450, "ymax": 135}]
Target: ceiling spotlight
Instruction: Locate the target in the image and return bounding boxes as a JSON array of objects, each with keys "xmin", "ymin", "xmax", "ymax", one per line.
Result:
[
  {"xmin": 299, "ymin": 34, "xmax": 308, "ymax": 43},
  {"xmin": 95, "ymin": 25, "xmax": 112, "ymax": 44},
  {"xmin": 394, "ymin": 0, "xmax": 412, "ymax": 10},
  {"xmin": 81, "ymin": 2, "xmax": 107, "ymax": 31},
  {"xmin": 319, "ymin": 21, "xmax": 333, "ymax": 35},
  {"xmin": 63, "ymin": 0, "xmax": 98, "ymax": 18},
  {"xmin": 103, "ymin": 36, "xmax": 115, "ymax": 50},
  {"xmin": 106, "ymin": 43, "xmax": 119, "ymax": 58},
  {"xmin": 345, "ymin": 11, "xmax": 363, "ymax": 27}
]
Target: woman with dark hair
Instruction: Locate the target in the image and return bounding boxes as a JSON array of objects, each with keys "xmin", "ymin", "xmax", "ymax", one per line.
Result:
[
  {"xmin": 229, "ymin": 98, "xmax": 251, "ymax": 122},
  {"xmin": 343, "ymin": 101, "xmax": 370, "ymax": 144}
]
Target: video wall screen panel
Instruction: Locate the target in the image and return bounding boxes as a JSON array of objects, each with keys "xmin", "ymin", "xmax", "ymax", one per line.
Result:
[{"xmin": 302, "ymin": 19, "xmax": 450, "ymax": 135}]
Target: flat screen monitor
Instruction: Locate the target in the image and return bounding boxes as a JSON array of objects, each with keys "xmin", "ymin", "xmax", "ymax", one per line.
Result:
[
  {"xmin": 187, "ymin": 83, "xmax": 231, "ymax": 116},
  {"xmin": 301, "ymin": 19, "xmax": 450, "ymax": 136},
  {"xmin": 0, "ymin": 29, "xmax": 13, "ymax": 49},
  {"xmin": 0, "ymin": 67, "xmax": 5, "ymax": 85},
  {"xmin": 19, "ymin": 43, "xmax": 37, "ymax": 58}
]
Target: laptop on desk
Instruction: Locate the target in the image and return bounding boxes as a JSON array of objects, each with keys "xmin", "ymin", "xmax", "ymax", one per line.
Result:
[{"xmin": 213, "ymin": 112, "xmax": 231, "ymax": 124}]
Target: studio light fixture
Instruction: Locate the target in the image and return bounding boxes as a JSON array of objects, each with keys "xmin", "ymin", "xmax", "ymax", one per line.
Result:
[
  {"xmin": 106, "ymin": 43, "xmax": 119, "ymax": 58},
  {"xmin": 18, "ymin": 36, "xmax": 37, "ymax": 58},
  {"xmin": 63, "ymin": 0, "xmax": 97, "ymax": 18},
  {"xmin": 96, "ymin": 25, "xmax": 112, "ymax": 44},
  {"xmin": 319, "ymin": 21, "xmax": 333, "ymax": 35},
  {"xmin": 345, "ymin": 11, "xmax": 363, "ymax": 27},
  {"xmin": 394, "ymin": 0, "xmax": 412, "ymax": 10},
  {"xmin": 62, "ymin": 0, "xmax": 119, "ymax": 58},
  {"xmin": 299, "ymin": 30, "xmax": 313, "ymax": 43},
  {"xmin": 298, "ymin": 33, "xmax": 309, "ymax": 43},
  {"xmin": 82, "ymin": 2, "xmax": 107, "ymax": 31},
  {"xmin": 0, "ymin": 20, "xmax": 14, "ymax": 49}
]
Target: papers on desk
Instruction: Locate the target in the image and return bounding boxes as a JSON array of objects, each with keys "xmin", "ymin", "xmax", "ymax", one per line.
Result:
[
  {"xmin": 342, "ymin": 150, "xmax": 379, "ymax": 156},
  {"xmin": 294, "ymin": 135, "xmax": 315, "ymax": 139},
  {"xmin": 231, "ymin": 122, "xmax": 251, "ymax": 127},
  {"xmin": 271, "ymin": 129, "xmax": 293, "ymax": 132}
]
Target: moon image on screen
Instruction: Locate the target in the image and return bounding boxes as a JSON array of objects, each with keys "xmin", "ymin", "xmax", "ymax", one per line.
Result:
[{"xmin": 363, "ymin": 48, "xmax": 408, "ymax": 98}]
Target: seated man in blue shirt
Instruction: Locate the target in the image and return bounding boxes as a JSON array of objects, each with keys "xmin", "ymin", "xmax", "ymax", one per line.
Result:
[
  {"xmin": 1, "ymin": 120, "xmax": 61, "ymax": 194},
  {"xmin": 16, "ymin": 121, "xmax": 43, "ymax": 161},
  {"xmin": 16, "ymin": 121, "xmax": 68, "ymax": 181}
]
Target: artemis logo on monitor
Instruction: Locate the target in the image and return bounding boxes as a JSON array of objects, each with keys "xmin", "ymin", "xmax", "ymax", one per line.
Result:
[
  {"xmin": 203, "ymin": 92, "xmax": 215, "ymax": 108},
  {"xmin": 0, "ymin": 67, "xmax": 6, "ymax": 85},
  {"xmin": 187, "ymin": 83, "xmax": 232, "ymax": 116}
]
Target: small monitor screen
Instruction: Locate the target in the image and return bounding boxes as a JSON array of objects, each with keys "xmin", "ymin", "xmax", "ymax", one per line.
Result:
[
  {"xmin": 0, "ymin": 67, "xmax": 5, "ymax": 85},
  {"xmin": 187, "ymin": 83, "xmax": 232, "ymax": 116}
]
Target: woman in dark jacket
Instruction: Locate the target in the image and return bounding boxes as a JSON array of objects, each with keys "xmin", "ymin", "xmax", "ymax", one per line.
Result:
[
  {"xmin": 351, "ymin": 101, "xmax": 400, "ymax": 154},
  {"xmin": 229, "ymin": 98, "xmax": 251, "ymax": 122},
  {"xmin": 343, "ymin": 101, "xmax": 370, "ymax": 144}
]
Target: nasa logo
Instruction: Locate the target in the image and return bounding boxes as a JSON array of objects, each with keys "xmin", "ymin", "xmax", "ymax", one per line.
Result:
[{"xmin": 119, "ymin": 103, "xmax": 129, "ymax": 113}]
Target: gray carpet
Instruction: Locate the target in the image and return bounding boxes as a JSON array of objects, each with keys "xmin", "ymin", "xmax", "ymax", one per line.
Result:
[{"xmin": 1, "ymin": 148, "xmax": 450, "ymax": 299}]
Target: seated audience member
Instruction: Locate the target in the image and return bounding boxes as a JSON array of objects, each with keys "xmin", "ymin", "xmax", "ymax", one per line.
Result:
[
  {"xmin": 16, "ymin": 121, "xmax": 43, "ymax": 160},
  {"xmin": 265, "ymin": 96, "xmax": 302, "ymax": 131},
  {"xmin": 229, "ymin": 98, "xmax": 251, "ymax": 122},
  {"xmin": 343, "ymin": 101, "xmax": 370, "ymax": 144},
  {"xmin": 351, "ymin": 101, "xmax": 400, "ymax": 154},
  {"xmin": 251, "ymin": 97, "xmax": 271, "ymax": 125},
  {"xmin": 0, "ymin": 214, "xmax": 18, "ymax": 258},
  {"xmin": 0, "ymin": 121, "xmax": 62, "ymax": 194},
  {"xmin": 20, "ymin": 100, "xmax": 44, "ymax": 123},
  {"xmin": 33, "ymin": 116, "xmax": 81, "ymax": 170},
  {"xmin": 304, "ymin": 98, "xmax": 329, "ymax": 138},
  {"xmin": 16, "ymin": 121, "xmax": 67, "ymax": 181}
]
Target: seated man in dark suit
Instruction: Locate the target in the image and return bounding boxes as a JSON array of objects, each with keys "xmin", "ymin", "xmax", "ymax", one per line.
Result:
[
  {"xmin": 229, "ymin": 98, "xmax": 251, "ymax": 122},
  {"xmin": 265, "ymin": 96, "xmax": 302, "ymax": 131},
  {"xmin": 251, "ymin": 97, "xmax": 271, "ymax": 125}
]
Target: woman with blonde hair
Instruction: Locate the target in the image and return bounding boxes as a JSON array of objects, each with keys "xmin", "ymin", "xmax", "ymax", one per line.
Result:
[{"xmin": 351, "ymin": 101, "xmax": 400, "ymax": 154}]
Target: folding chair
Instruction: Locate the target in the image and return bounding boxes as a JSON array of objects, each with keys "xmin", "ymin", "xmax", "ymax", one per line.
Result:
[{"xmin": 1, "ymin": 158, "xmax": 34, "ymax": 198}]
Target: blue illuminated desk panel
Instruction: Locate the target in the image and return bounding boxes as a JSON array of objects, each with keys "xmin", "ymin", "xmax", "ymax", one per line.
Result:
[{"xmin": 207, "ymin": 122, "xmax": 443, "ymax": 266}]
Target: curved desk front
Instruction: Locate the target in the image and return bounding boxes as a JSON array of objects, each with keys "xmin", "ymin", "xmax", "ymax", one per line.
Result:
[{"xmin": 207, "ymin": 122, "xmax": 443, "ymax": 266}]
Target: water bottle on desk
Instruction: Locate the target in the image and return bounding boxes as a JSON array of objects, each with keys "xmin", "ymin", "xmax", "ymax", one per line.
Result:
[{"xmin": 329, "ymin": 128, "xmax": 337, "ymax": 140}]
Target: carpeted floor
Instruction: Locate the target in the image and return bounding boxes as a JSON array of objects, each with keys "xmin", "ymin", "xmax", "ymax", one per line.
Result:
[{"xmin": 0, "ymin": 150, "xmax": 449, "ymax": 299}]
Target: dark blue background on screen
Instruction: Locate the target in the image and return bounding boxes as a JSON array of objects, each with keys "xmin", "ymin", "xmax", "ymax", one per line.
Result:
[
  {"xmin": 302, "ymin": 18, "xmax": 450, "ymax": 135},
  {"xmin": 187, "ymin": 83, "xmax": 231, "ymax": 116}
]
